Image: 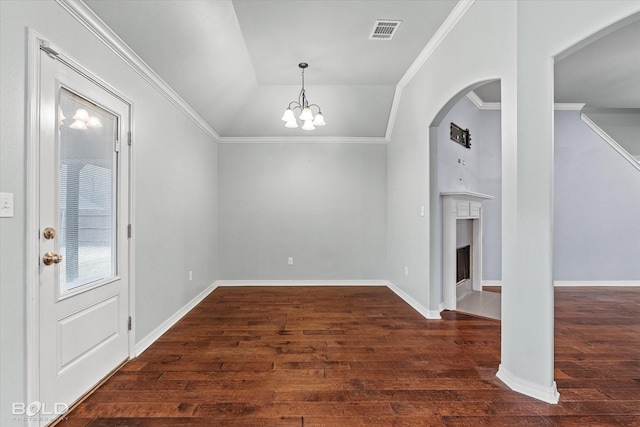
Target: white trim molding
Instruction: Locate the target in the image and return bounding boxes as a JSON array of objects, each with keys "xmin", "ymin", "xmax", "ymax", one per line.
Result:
[
  {"xmin": 466, "ymin": 92, "xmax": 585, "ymax": 112},
  {"xmin": 218, "ymin": 136, "xmax": 388, "ymax": 144},
  {"xmin": 135, "ymin": 283, "xmax": 218, "ymax": 356},
  {"xmin": 216, "ymin": 280, "xmax": 388, "ymax": 287},
  {"xmin": 466, "ymin": 91, "xmax": 501, "ymax": 110},
  {"xmin": 482, "ymin": 280, "xmax": 502, "ymax": 287},
  {"xmin": 554, "ymin": 280, "xmax": 640, "ymax": 287},
  {"xmin": 496, "ymin": 365, "xmax": 560, "ymax": 404},
  {"xmin": 217, "ymin": 280, "xmax": 444, "ymax": 319},
  {"xmin": 554, "ymin": 103, "xmax": 586, "ymax": 111},
  {"xmin": 55, "ymin": 0, "xmax": 220, "ymax": 141},
  {"xmin": 580, "ymin": 112, "xmax": 640, "ymax": 172},
  {"xmin": 386, "ymin": 0, "xmax": 475, "ymax": 140},
  {"xmin": 386, "ymin": 282, "xmax": 443, "ymax": 320}
]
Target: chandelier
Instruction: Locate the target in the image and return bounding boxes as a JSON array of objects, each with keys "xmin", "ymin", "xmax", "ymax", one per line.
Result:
[{"xmin": 281, "ymin": 63, "xmax": 326, "ymax": 130}]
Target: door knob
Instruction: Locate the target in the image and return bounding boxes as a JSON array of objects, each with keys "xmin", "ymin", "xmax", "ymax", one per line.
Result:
[
  {"xmin": 43, "ymin": 252, "xmax": 63, "ymax": 266},
  {"xmin": 43, "ymin": 227, "xmax": 56, "ymax": 239}
]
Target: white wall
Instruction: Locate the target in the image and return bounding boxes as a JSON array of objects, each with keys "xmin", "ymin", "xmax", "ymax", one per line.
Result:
[
  {"xmin": 554, "ymin": 110, "xmax": 640, "ymax": 281},
  {"xmin": 0, "ymin": 2, "xmax": 218, "ymax": 425},
  {"xmin": 218, "ymin": 143, "xmax": 387, "ymax": 280}
]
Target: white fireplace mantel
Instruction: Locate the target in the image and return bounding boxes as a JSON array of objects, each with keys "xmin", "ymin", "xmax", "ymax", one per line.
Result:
[{"xmin": 441, "ymin": 191, "xmax": 494, "ymax": 310}]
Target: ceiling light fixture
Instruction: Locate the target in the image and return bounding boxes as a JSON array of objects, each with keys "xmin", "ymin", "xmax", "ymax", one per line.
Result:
[{"xmin": 281, "ymin": 63, "xmax": 325, "ymax": 130}]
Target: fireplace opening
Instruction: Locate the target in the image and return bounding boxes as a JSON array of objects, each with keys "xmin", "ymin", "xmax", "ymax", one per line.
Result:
[{"xmin": 456, "ymin": 245, "xmax": 471, "ymax": 284}]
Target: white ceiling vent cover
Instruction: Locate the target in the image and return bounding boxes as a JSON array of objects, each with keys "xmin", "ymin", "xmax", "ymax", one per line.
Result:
[{"xmin": 369, "ymin": 20, "xmax": 402, "ymax": 40}]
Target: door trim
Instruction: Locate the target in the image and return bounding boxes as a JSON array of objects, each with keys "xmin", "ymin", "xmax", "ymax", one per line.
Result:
[{"xmin": 26, "ymin": 29, "xmax": 136, "ymax": 425}]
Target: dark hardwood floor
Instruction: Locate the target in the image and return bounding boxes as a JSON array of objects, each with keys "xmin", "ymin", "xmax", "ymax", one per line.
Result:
[{"xmin": 56, "ymin": 286, "xmax": 640, "ymax": 426}]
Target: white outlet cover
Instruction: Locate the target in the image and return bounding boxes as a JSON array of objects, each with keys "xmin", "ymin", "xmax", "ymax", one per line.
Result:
[{"xmin": 0, "ymin": 193, "xmax": 14, "ymax": 218}]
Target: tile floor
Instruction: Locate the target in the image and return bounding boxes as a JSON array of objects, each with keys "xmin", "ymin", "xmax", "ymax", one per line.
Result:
[{"xmin": 455, "ymin": 290, "xmax": 501, "ymax": 319}]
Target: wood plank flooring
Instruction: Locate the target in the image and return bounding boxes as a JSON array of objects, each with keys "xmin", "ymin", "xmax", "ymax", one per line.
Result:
[{"xmin": 56, "ymin": 286, "xmax": 640, "ymax": 426}]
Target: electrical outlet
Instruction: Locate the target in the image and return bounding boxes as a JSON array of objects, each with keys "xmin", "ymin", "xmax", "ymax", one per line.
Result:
[
  {"xmin": 404, "ymin": 266, "xmax": 409, "ymax": 276},
  {"xmin": 288, "ymin": 257, "xmax": 294, "ymax": 265},
  {"xmin": 189, "ymin": 271, "xmax": 193, "ymax": 281}
]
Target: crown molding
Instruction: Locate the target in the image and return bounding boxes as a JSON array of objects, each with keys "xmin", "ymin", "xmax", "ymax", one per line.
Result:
[
  {"xmin": 466, "ymin": 91, "xmax": 501, "ymax": 110},
  {"xmin": 55, "ymin": 0, "xmax": 220, "ymax": 141},
  {"xmin": 580, "ymin": 112, "xmax": 640, "ymax": 172},
  {"xmin": 467, "ymin": 91, "xmax": 586, "ymax": 112},
  {"xmin": 554, "ymin": 103, "xmax": 585, "ymax": 111},
  {"xmin": 386, "ymin": 0, "xmax": 476, "ymax": 140},
  {"xmin": 218, "ymin": 136, "xmax": 388, "ymax": 144},
  {"xmin": 397, "ymin": 0, "xmax": 476, "ymax": 91},
  {"xmin": 56, "ymin": 0, "xmax": 481, "ymax": 145}
]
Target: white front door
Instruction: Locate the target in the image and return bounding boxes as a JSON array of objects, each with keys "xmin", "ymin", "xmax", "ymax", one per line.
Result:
[{"xmin": 38, "ymin": 49, "xmax": 130, "ymax": 425}]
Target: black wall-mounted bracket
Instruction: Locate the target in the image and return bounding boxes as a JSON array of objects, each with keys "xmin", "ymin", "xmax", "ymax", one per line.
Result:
[{"xmin": 450, "ymin": 122, "xmax": 471, "ymax": 149}]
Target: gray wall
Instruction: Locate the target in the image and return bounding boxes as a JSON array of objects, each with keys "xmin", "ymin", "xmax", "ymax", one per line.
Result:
[
  {"xmin": 0, "ymin": 2, "xmax": 218, "ymax": 425},
  {"xmin": 436, "ymin": 96, "xmax": 502, "ymax": 281},
  {"xmin": 554, "ymin": 110, "xmax": 640, "ymax": 281},
  {"xmin": 218, "ymin": 143, "xmax": 387, "ymax": 280}
]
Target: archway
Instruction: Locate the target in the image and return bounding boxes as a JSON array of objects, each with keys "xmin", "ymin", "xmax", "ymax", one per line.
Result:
[{"xmin": 427, "ymin": 79, "xmax": 502, "ymax": 319}]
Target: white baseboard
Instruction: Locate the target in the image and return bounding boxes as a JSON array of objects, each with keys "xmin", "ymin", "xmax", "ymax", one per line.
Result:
[
  {"xmin": 219, "ymin": 280, "xmax": 445, "ymax": 320},
  {"xmin": 496, "ymin": 364, "xmax": 560, "ymax": 404},
  {"xmin": 482, "ymin": 280, "xmax": 502, "ymax": 287},
  {"xmin": 134, "ymin": 280, "xmax": 437, "ymax": 358},
  {"xmin": 135, "ymin": 282, "xmax": 218, "ymax": 356},
  {"xmin": 479, "ymin": 281, "xmax": 640, "ymax": 288},
  {"xmin": 386, "ymin": 281, "xmax": 442, "ymax": 319},
  {"xmin": 554, "ymin": 280, "xmax": 640, "ymax": 287},
  {"xmin": 215, "ymin": 280, "xmax": 388, "ymax": 287}
]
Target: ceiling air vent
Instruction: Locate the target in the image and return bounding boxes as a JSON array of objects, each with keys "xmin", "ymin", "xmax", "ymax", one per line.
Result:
[{"xmin": 369, "ymin": 20, "xmax": 402, "ymax": 40}]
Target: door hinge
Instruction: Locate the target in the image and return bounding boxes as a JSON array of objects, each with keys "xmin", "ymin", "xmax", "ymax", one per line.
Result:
[
  {"xmin": 115, "ymin": 139, "xmax": 120, "ymax": 153},
  {"xmin": 127, "ymin": 224, "xmax": 132, "ymax": 238},
  {"xmin": 128, "ymin": 131, "xmax": 132, "ymax": 146},
  {"xmin": 128, "ymin": 316, "xmax": 132, "ymax": 331}
]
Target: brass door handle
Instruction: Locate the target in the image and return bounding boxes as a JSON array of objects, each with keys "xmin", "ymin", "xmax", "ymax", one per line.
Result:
[
  {"xmin": 43, "ymin": 252, "xmax": 63, "ymax": 266},
  {"xmin": 43, "ymin": 227, "xmax": 56, "ymax": 239}
]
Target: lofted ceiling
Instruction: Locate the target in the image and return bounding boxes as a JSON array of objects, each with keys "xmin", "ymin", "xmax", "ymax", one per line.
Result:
[
  {"xmin": 84, "ymin": 0, "xmax": 458, "ymax": 139},
  {"xmin": 83, "ymin": 1, "xmax": 639, "ymax": 139}
]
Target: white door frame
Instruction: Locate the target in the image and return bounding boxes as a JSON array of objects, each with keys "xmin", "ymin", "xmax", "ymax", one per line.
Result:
[{"xmin": 25, "ymin": 29, "xmax": 136, "ymax": 424}]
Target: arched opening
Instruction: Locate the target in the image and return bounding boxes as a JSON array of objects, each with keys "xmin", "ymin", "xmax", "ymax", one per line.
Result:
[
  {"xmin": 428, "ymin": 79, "xmax": 502, "ymax": 319},
  {"xmin": 552, "ymin": 11, "xmax": 640, "ymax": 392}
]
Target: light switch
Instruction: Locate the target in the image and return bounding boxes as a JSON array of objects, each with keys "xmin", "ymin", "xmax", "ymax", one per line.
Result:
[{"xmin": 0, "ymin": 193, "xmax": 13, "ymax": 218}]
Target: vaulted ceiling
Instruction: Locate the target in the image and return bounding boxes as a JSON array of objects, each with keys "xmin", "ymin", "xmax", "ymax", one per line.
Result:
[
  {"xmin": 84, "ymin": 0, "xmax": 639, "ymax": 139},
  {"xmin": 84, "ymin": 0, "xmax": 458, "ymax": 139}
]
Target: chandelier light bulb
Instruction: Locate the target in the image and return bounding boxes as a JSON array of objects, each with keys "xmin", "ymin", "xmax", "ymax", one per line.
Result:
[
  {"xmin": 281, "ymin": 108, "xmax": 295, "ymax": 122},
  {"xmin": 285, "ymin": 120, "xmax": 299, "ymax": 129},
  {"xmin": 302, "ymin": 120, "xmax": 316, "ymax": 131},
  {"xmin": 312, "ymin": 112, "xmax": 326, "ymax": 126},
  {"xmin": 299, "ymin": 107, "xmax": 314, "ymax": 121}
]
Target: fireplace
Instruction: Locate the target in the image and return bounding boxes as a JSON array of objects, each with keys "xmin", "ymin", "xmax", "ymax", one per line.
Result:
[
  {"xmin": 456, "ymin": 245, "xmax": 471, "ymax": 283},
  {"xmin": 441, "ymin": 191, "xmax": 494, "ymax": 310}
]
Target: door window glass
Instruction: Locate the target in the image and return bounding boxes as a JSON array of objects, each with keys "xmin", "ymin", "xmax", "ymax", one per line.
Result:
[{"xmin": 58, "ymin": 88, "xmax": 117, "ymax": 294}]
